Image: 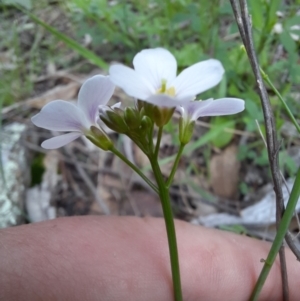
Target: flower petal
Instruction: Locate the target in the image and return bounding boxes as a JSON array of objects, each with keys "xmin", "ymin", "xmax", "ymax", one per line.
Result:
[
  {"xmin": 171, "ymin": 59, "xmax": 224, "ymax": 99},
  {"xmin": 178, "ymin": 99, "xmax": 214, "ymax": 120},
  {"xmin": 78, "ymin": 75, "xmax": 115, "ymax": 125},
  {"xmin": 31, "ymin": 100, "xmax": 88, "ymax": 131},
  {"xmin": 109, "ymin": 64, "xmax": 155, "ymax": 100},
  {"xmin": 41, "ymin": 132, "xmax": 82, "ymax": 149},
  {"xmin": 111, "ymin": 102, "xmax": 121, "ymax": 109},
  {"xmin": 133, "ymin": 48, "xmax": 177, "ymax": 90},
  {"xmin": 186, "ymin": 98, "xmax": 245, "ymax": 120},
  {"xmin": 145, "ymin": 94, "xmax": 191, "ymax": 108}
]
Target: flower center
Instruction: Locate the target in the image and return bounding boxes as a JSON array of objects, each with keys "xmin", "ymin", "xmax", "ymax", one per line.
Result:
[{"xmin": 156, "ymin": 79, "xmax": 175, "ymax": 97}]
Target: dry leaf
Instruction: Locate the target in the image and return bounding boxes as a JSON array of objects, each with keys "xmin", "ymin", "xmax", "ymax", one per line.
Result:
[{"xmin": 210, "ymin": 144, "xmax": 240, "ymax": 198}]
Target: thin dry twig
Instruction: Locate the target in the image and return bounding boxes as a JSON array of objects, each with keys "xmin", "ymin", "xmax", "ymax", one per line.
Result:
[
  {"xmin": 237, "ymin": 0, "xmax": 300, "ymax": 257},
  {"xmin": 256, "ymin": 119, "xmax": 300, "ymax": 240},
  {"xmin": 229, "ymin": 1, "xmax": 300, "ymax": 300}
]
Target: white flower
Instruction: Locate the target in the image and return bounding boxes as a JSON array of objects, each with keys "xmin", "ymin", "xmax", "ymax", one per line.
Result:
[
  {"xmin": 177, "ymin": 98, "xmax": 245, "ymax": 121},
  {"xmin": 109, "ymin": 48, "xmax": 224, "ymax": 107},
  {"xmin": 31, "ymin": 75, "xmax": 115, "ymax": 149}
]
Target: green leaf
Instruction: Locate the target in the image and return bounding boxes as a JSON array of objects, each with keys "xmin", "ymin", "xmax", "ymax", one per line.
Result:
[
  {"xmin": 267, "ymin": 0, "xmax": 282, "ymax": 28},
  {"xmin": 171, "ymin": 43, "xmax": 203, "ymax": 68},
  {"xmin": 217, "ymin": 76, "xmax": 227, "ymax": 98},
  {"xmin": 245, "ymin": 98, "xmax": 263, "ymax": 120},
  {"xmin": 254, "ymin": 149, "xmax": 269, "ymax": 166},
  {"xmin": 248, "ymin": 0, "xmax": 264, "ymax": 29},
  {"xmin": 279, "ymin": 31, "xmax": 297, "ymax": 54},
  {"xmin": 210, "ymin": 117, "xmax": 235, "ymax": 148},
  {"xmin": 219, "ymin": 224, "xmax": 248, "ymax": 235}
]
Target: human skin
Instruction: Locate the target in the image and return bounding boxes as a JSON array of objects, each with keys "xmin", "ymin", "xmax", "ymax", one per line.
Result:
[{"xmin": 0, "ymin": 216, "xmax": 299, "ymax": 301}]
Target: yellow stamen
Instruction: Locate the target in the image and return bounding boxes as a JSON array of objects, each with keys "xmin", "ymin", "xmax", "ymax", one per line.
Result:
[
  {"xmin": 156, "ymin": 79, "xmax": 176, "ymax": 96},
  {"xmin": 166, "ymin": 86, "xmax": 175, "ymax": 96}
]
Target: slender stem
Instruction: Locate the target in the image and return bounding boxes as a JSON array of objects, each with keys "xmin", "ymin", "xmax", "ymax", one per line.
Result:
[
  {"xmin": 260, "ymin": 67, "xmax": 300, "ymax": 134},
  {"xmin": 166, "ymin": 144, "xmax": 185, "ymax": 188},
  {"xmin": 149, "ymin": 156, "xmax": 183, "ymax": 301},
  {"xmin": 111, "ymin": 147, "xmax": 158, "ymax": 194},
  {"xmin": 231, "ymin": 1, "xmax": 290, "ymax": 299},
  {"xmin": 149, "ymin": 121, "xmax": 155, "ymax": 153},
  {"xmin": 250, "ymin": 168, "xmax": 300, "ymax": 301},
  {"xmin": 154, "ymin": 126, "xmax": 163, "ymax": 158}
]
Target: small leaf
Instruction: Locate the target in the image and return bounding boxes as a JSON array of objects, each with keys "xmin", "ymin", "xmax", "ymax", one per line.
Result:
[{"xmin": 210, "ymin": 117, "xmax": 235, "ymax": 148}]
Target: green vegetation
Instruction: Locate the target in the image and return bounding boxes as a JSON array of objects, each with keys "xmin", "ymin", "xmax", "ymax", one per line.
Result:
[{"xmin": 1, "ymin": 0, "xmax": 300, "ymax": 191}]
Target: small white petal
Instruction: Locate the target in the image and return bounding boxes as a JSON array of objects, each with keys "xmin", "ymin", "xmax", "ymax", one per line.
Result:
[
  {"xmin": 171, "ymin": 59, "xmax": 224, "ymax": 99},
  {"xmin": 133, "ymin": 48, "xmax": 177, "ymax": 90},
  {"xmin": 109, "ymin": 64, "xmax": 155, "ymax": 100},
  {"xmin": 176, "ymin": 105, "xmax": 185, "ymax": 116},
  {"xmin": 31, "ymin": 100, "xmax": 88, "ymax": 131},
  {"xmin": 78, "ymin": 75, "xmax": 115, "ymax": 125},
  {"xmin": 177, "ymin": 99, "xmax": 212, "ymax": 120},
  {"xmin": 41, "ymin": 132, "xmax": 82, "ymax": 149},
  {"xmin": 111, "ymin": 102, "xmax": 121, "ymax": 109},
  {"xmin": 145, "ymin": 94, "xmax": 191, "ymax": 107},
  {"xmin": 188, "ymin": 98, "xmax": 245, "ymax": 120}
]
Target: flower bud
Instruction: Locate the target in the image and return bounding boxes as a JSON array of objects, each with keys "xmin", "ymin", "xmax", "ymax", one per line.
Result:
[
  {"xmin": 87, "ymin": 126, "xmax": 113, "ymax": 150},
  {"xmin": 140, "ymin": 115, "xmax": 153, "ymax": 132},
  {"xmin": 100, "ymin": 109, "xmax": 128, "ymax": 134},
  {"xmin": 124, "ymin": 107, "xmax": 141, "ymax": 130},
  {"xmin": 179, "ymin": 119, "xmax": 195, "ymax": 145},
  {"xmin": 143, "ymin": 102, "xmax": 155, "ymax": 120},
  {"xmin": 153, "ymin": 107, "xmax": 175, "ymax": 127}
]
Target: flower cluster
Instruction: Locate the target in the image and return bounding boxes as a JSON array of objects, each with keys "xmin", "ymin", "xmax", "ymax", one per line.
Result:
[{"xmin": 32, "ymin": 48, "xmax": 245, "ymax": 149}]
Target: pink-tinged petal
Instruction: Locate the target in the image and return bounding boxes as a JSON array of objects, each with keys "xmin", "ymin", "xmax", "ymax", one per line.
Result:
[
  {"xmin": 133, "ymin": 48, "xmax": 177, "ymax": 90},
  {"xmin": 41, "ymin": 132, "xmax": 82, "ymax": 149},
  {"xmin": 179, "ymin": 99, "xmax": 214, "ymax": 120},
  {"xmin": 31, "ymin": 100, "xmax": 88, "ymax": 131},
  {"xmin": 187, "ymin": 98, "xmax": 245, "ymax": 120},
  {"xmin": 145, "ymin": 94, "xmax": 191, "ymax": 108},
  {"xmin": 78, "ymin": 75, "xmax": 115, "ymax": 125},
  {"xmin": 109, "ymin": 64, "xmax": 155, "ymax": 100},
  {"xmin": 171, "ymin": 59, "xmax": 224, "ymax": 99}
]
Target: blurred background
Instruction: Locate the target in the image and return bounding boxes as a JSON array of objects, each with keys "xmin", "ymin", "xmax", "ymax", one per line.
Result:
[{"xmin": 1, "ymin": 0, "xmax": 300, "ymax": 242}]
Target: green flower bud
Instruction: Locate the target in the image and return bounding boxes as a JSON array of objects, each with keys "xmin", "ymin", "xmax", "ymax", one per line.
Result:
[
  {"xmin": 87, "ymin": 126, "xmax": 113, "ymax": 151},
  {"xmin": 124, "ymin": 107, "xmax": 141, "ymax": 130},
  {"xmin": 153, "ymin": 106, "xmax": 175, "ymax": 127},
  {"xmin": 100, "ymin": 109, "xmax": 128, "ymax": 134},
  {"xmin": 179, "ymin": 118, "xmax": 195, "ymax": 145},
  {"xmin": 140, "ymin": 115, "xmax": 153, "ymax": 132},
  {"xmin": 143, "ymin": 102, "xmax": 155, "ymax": 120}
]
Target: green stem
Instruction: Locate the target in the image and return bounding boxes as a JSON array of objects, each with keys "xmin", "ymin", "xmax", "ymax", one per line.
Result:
[
  {"xmin": 111, "ymin": 147, "xmax": 158, "ymax": 194},
  {"xmin": 149, "ymin": 156, "xmax": 183, "ymax": 301},
  {"xmin": 154, "ymin": 126, "xmax": 163, "ymax": 158},
  {"xmin": 260, "ymin": 67, "xmax": 300, "ymax": 134},
  {"xmin": 250, "ymin": 168, "xmax": 300, "ymax": 301},
  {"xmin": 166, "ymin": 144, "xmax": 185, "ymax": 188},
  {"xmin": 148, "ymin": 121, "xmax": 155, "ymax": 153}
]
